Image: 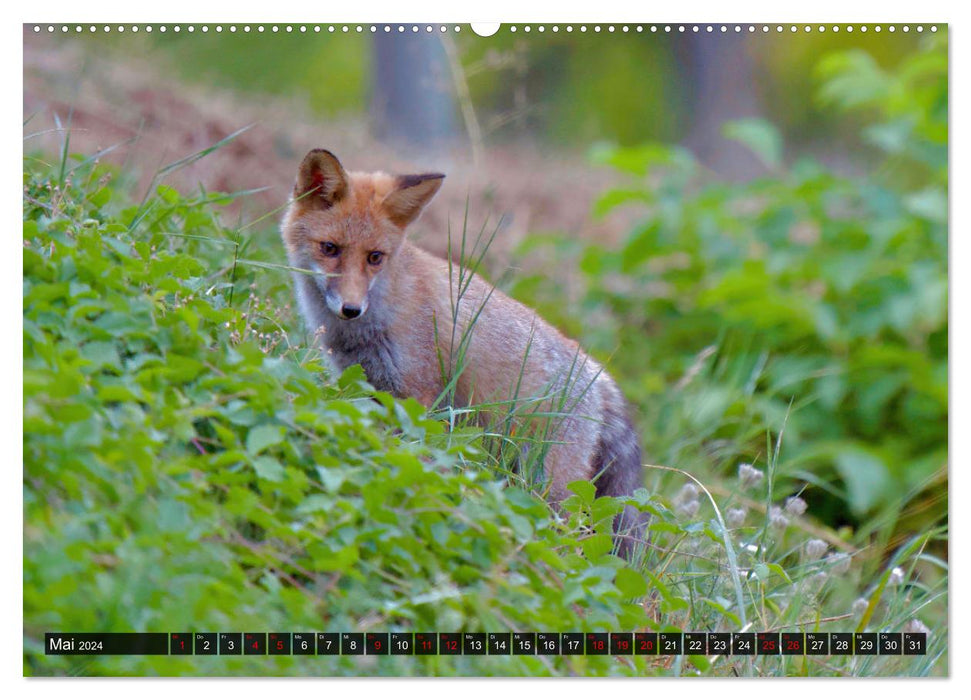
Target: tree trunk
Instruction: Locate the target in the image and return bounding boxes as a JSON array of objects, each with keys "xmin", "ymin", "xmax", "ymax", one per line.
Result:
[
  {"xmin": 680, "ymin": 34, "xmax": 765, "ymax": 180},
  {"xmin": 370, "ymin": 33, "xmax": 458, "ymax": 157}
]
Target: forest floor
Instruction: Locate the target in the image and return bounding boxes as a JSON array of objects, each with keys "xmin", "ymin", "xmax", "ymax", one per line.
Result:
[{"xmin": 24, "ymin": 33, "xmax": 641, "ymax": 273}]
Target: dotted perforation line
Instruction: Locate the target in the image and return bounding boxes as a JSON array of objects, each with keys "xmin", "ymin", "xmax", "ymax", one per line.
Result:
[
  {"xmin": 30, "ymin": 24, "xmax": 464, "ymax": 34},
  {"xmin": 31, "ymin": 24, "xmax": 942, "ymax": 35},
  {"xmin": 504, "ymin": 24, "xmax": 938, "ymax": 34}
]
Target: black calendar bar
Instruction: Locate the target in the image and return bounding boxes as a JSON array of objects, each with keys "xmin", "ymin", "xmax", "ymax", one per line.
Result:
[
  {"xmin": 44, "ymin": 631, "xmax": 928, "ymax": 656},
  {"xmin": 45, "ymin": 633, "xmax": 169, "ymax": 655}
]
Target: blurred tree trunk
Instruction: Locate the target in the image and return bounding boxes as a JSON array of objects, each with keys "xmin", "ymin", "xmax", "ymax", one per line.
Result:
[
  {"xmin": 370, "ymin": 34, "xmax": 458, "ymax": 157},
  {"xmin": 681, "ymin": 34, "xmax": 764, "ymax": 180}
]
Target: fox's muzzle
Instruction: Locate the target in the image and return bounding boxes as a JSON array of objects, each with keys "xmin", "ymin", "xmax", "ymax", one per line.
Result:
[{"xmin": 323, "ymin": 287, "xmax": 368, "ymax": 320}]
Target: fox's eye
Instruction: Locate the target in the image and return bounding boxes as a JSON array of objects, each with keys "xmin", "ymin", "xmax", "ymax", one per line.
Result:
[
  {"xmin": 320, "ymin": 241, "xmax": 339, "ymax": 257},
  {"xmin": 367, "ymin": 251, "xmax": 385, "ymax": 266}
]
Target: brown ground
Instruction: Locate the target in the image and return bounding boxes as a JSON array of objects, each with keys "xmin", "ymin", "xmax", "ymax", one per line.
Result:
[{"xmin": 23, "ymin": 33, "xmax": 639, "ymax": 274}]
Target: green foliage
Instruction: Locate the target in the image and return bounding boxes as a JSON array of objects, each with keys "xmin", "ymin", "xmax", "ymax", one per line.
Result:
[
  {"xmin": 23, "ymin": 145, "xmax": 658, "ymax": 677},
  {"xmin": 723, "ymin": 119, "xmax": 784, "ymax": 170},
  {"xmin": 513, "ymin": 36, "xmax": 946, "ymax": 531}
]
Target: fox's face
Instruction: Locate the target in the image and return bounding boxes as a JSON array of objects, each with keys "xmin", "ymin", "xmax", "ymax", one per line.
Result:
[{"xmin": 282, "ymin": 149, "xmax": 443, "ymax": 321}]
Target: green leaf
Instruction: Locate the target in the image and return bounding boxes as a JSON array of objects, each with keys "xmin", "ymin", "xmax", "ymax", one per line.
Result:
[
  {"xmin": 589, "ymin": 142, "xmax": 685, "ymax": 177},
  {"xmin": 246, "ymin": 424, "xmax": 284, "ymax": 455},
  {"xmin": 689, "ymin": 654, "xmax": 711, "ymax": 672},
  {"xmin": 581, "ymin": 533, "xmax": 613, "ymax": 561},
  {"xmin": 644, "ymin": 570, "xmax": 689, "ymax": 611},
  {"xmin": 904, "ymin": 187, "xmax": 947, "ymax": 224},
  {"xmin": 699, "ymin": 598, "xmax": 741, "ymax": 628},
  {"xmin": 753, "ymin": 563, "xmax": 770, "ymax": 581},
  {"xmin": 833, "ymin": 447, "xmax": 891, "ymax": 516},
  {"xmin": 252, "ymin": 456, "xmax": 286, "ymax": 482},
  {"xmin": 156, "ymin": 184, "xmax": 180, "ymax": 204},
  {"xmin": 592, "ymin": 188, "xmax": 654, "ymax": 218},
  {"xmin": 615, "ymin": 568, "xmax": 648, "ymax": 598},
  {"xmin": 337, "ymin": 363, "xmax": 369, "ymax": 390},
  {"xmin": 312, "ymin": 543, "xmax": 360, "ymax": 573},
  {"xmin": 567, "ymin": 480, "xmax": 597, "ymax": 506},
  {"xmin": 816, "ymin": 50, "xmax": 892, "ymax": 110},
  {"xmin": 80, "ymin": 341, "xmax": 121, "ymax": 370},
  {"xmin": 620, "ymin": 223, "xmax": 659, "ymax": 272},
  {"xmin": 722, "ymin": 119, "xmax": 783, "ymax": 169},
  {"xmin": 296, "ymin": 494, "xmax": 332, "ymax": 514},
  {"xmin": 766, "ymin": 563, "xmax": 792, "ymax": 584}
]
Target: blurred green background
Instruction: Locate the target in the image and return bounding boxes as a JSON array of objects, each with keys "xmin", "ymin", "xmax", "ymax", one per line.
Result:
[{"xmin": 144, "ymin": 25, "xmax": 922, "ymax": 152}]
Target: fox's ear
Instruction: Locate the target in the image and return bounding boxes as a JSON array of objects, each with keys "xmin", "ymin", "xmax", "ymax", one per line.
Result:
[
  {"xmin": 382, "ymin": 173, "xmax": 445, "ymax": 227},
  {"xmin": 294, "ymin": 149, "xmax": 348, "ymax": 208}
]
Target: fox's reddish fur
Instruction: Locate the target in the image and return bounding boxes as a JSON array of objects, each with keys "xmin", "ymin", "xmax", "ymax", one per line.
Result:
[{"xmin": 281, "ymin": 149, "xmax": 646, "ymax": 557}]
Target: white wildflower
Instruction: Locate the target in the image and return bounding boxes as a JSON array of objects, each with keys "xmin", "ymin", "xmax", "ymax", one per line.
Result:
[
  {"xmin": 769, "ymin": 505, "xmax": 790, "ymax": 530},
  {"xmin": 903, "ymin": 619, "xmax": 930, "ymax": 635},
  {"xmin": 676, "ymin": 483, "xmax": 699, "ymax": 503},
  {"xmin": 801, "ymin": 570, "xmax": 829, "ymax": 596},
  {"xmin": 725, "ymin": 507, "xmax": 747, "ymax": 528},
  {"xmin": 677, "ymin": 499, "xmax": 700, "ymax": 519},
  {"xmin": 804, "ymin": 539, "xmax": 828, "ymax": 560},
  {"xmin": 827, "ymin": 552, "xmax": 852, "ymax": 575},
  {"xmin": 888, "ymin": 566, "xmax": 905, "ymax": 586},
  {"xmin": 785, "ymin": 496, "xmax": 808, "ymax": 516},
  {"xmin": 852, "ymin": 598, "xmax": 870, "ymax": 616},
  {"xmin": 738, "ymin": 463, "xmax": 764, "ymax": 489}
]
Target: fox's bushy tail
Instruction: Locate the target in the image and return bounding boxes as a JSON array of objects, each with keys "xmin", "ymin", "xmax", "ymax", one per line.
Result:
[{"xmin": 593, "ymin": 399, "xmax": 649, "ymax": 560}]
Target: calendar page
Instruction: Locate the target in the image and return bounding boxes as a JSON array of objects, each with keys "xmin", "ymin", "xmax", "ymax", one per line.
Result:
[{"xmin": 22, "ymin": 15, "xmax": 948, "ymax": 679}]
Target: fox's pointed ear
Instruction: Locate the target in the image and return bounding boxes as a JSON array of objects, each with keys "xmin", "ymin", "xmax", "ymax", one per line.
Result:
[
  {"xmin": 294, "ymin": 149, "xmax": 349, "ymax": 208},
  {"xmin": 382, "ymin": 173, "xmax": 445, "ymax": 227}
]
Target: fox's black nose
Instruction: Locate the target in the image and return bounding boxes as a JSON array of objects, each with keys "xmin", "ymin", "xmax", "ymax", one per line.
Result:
[{"xmin": 340, "ymin": 305, "xmax": 361, "ymax": 319}]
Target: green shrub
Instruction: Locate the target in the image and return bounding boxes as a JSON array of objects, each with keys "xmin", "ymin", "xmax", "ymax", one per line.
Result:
[{"xmin": 511, "ymin": 36, "xmax": 947, "ymax": 541}]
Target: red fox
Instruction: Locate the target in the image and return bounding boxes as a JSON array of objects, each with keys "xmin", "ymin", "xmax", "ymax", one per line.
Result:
[{"xmin": 281, "ymin": 149, "xmax": 646, "ymax": 557}]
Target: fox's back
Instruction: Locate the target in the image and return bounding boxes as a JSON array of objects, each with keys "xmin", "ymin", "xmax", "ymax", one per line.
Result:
[{"xmin": 409, "ymin": 245, "xmax": 606, "ymax": 408}]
